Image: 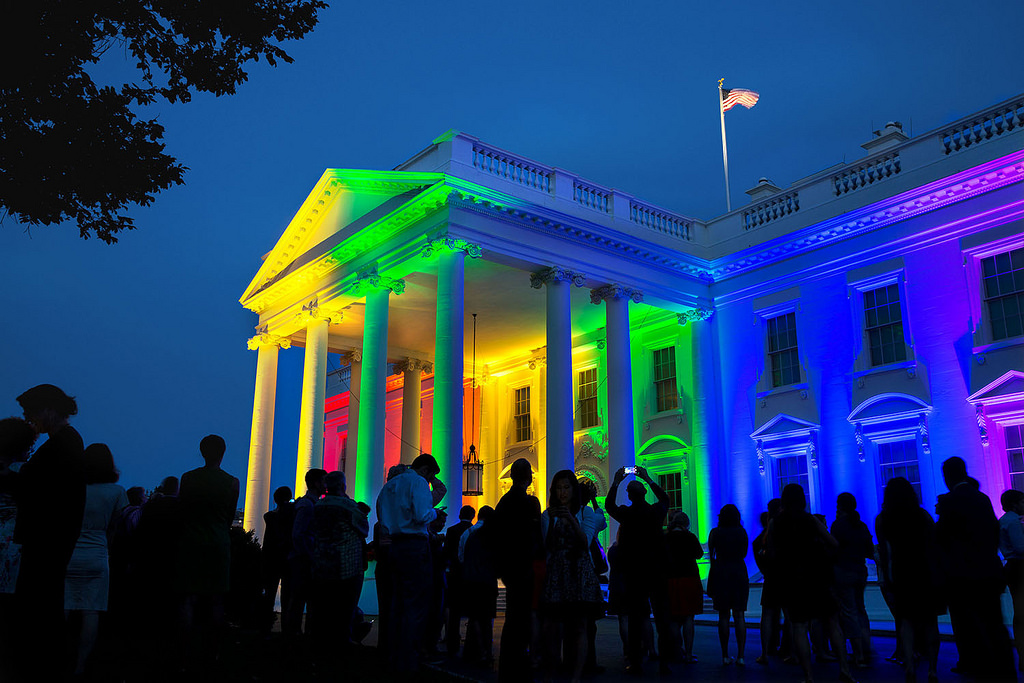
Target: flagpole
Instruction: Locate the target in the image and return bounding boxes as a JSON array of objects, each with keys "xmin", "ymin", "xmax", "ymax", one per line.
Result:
[{"xmin": 719, "ymin": 78, "xmax": 731, "ymax": 213}]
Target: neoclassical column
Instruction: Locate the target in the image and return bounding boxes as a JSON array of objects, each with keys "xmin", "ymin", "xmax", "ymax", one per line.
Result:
[
  {"xmin": 339, "ymin": 350, "xmax": 362, "ymax": 492},
  {"xmin": 423, "ymin": 238, "xmax": 482, "ymax": 504},
  {"xmin": 678, "ymin": 307, "xmax": 715, "ymax": 536},
  {"xmin": 295, "ymin": 299, "xmax": 336, "ymax": 497},
  {"xmin": 243, "ymin": 330, "xmax": 289, "ymax": 542},
  {"xmin": 354, "ymin": 275, "xmax": 405, "ymax": 504},
  {"xmin": 531, "ymin": 266, "xmax": 586, "ymax": 477},
  {"xmin": 395, "ymin": 358, "xmax": 431, "ymax": 464},
  {"xmin": 591, "ymin": 284, "xmax": 643, "ymax": 481}
]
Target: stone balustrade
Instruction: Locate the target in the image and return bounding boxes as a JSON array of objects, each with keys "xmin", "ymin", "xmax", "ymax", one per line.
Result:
[
  {"xmin": 743, "ymin": 191, "xmax": 800, "ymax": 230},
  {"xmin": 833, "ymin": 151, "xmax": 901, "ymax": 196},
  {"xmin": 472, "ymin": 144, "xmax": 552, "ymax": 193},
  {"xmin": 942, "ymin": 96, "xmax": 1024, "ymax": 155},
  {"xmin": 630, "ymin": 201, "xmax": 693, "ymax": 241},
  {"xmin": 574, "ymin": 180, "xmax": 611, "ymax": 213}
]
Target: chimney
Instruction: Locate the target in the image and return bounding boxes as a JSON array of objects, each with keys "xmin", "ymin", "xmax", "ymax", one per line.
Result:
[
  {"xmin": 745, "ymin": 177, "xmax": 783, "ymax": 203},
  {"xmin": 861, "ymin": 121, "xmax": 909, "ymax": 153}
]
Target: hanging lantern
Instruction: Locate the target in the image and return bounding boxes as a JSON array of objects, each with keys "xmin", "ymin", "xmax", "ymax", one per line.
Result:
[{"xmin": 463, "ymin": 444, "xmax": 483, "ymax": 496}]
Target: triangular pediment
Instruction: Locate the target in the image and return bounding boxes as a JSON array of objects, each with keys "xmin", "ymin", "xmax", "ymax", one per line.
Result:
[
  {"xmin": 848, "ymin": 392, "xmax": 932, "ymax": 425},
  {"xmin": 240, "ymin": 170, "xmax": 444, "ymax": 308},
  {"xmin": 750, "ymin": 413, "xmax": 820, "ymax": 440},
  {"xmin": 967, "ymin": 370, "xmax": 1024, "ymax": 406}
]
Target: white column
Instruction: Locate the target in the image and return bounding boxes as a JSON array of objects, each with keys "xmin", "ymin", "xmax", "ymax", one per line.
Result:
[
  {"xmin": 354, "ymin": 277, "xmax": 404, "ymax": 503},
  {"xmin": 396, "ymin": 358, "xmax": 430, "ymax": 464},
  {"xmin": 679, "ymin": 307, "xmax": 715, "ymax": 537},
  {"xmin": 243, "ymin": 334, "xmax": 287, "ymax": 542},
  {"xmin": 340, "ymin": 350, "xmax": 361, "ymax": 492},
  {"xmin": 592, "ymin": 284, "xmax": 642, "ymax": 538},
  {"xmin": 435, "ymin": 249, "xmax": 465, "ymax": 507},
  {"xmin": 530, "ymin": 266, "xmax": 584, "ymax": 478},
  {"xmin": 296, "ymin": 316, "xmax": 330, "ymax": 497}
]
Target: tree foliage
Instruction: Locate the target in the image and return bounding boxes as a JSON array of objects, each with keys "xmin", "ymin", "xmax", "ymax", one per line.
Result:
[{"xmin": 0, "ymin": 1, "xmax": 327, "ymax": 243}]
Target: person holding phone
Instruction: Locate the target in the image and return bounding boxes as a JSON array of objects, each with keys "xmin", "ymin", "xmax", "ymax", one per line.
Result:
[{"xmin": 605, "ymin": 465, "xmax": 673, "ymax": 675}]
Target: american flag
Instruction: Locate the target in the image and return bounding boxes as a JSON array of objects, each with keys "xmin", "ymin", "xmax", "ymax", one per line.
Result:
[{"xmin": 721, "ymin": 88, "xmax": 759, "ymax": 112}]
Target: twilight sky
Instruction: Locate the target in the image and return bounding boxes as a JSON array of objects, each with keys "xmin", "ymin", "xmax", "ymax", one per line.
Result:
[{"xmin": 2, "ymin": 0, "xmax": 1021, "ymax": 502}]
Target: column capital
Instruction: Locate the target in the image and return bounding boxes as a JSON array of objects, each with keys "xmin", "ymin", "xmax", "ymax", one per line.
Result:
[
  {"xmin": 421, "ymin": 237, "xmax": 482, "ymax": 259},
  {"xmin": 529, "ymin": 266, "xmax": 586, "ymax": 289},
  {"xmin": 589, "ymin": 284, "xmax": 643, "ymax": 305},
  {"xmin": 340, "ymin": 349, "xmax": 362, "ymax": 365},
  {"xmin": 247, "ymin": 326, "xmax": 292, "ymax": 350},
  {"xmin": 393, "ymin": 357, "xmax": 433, "ymax": 375},
  {"xmin": 298, "ymin": 296, "xmax": 341, "ymax": 324},
  {"xmin": 354, "ymin": 272, "xmax": 406, "ymax": 296},
  {"xmin": 676, "ymin": 307, "xmax": 715, "ymax": 325}
]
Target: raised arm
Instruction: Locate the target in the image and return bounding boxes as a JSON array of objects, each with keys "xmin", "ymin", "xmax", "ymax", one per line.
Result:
[
  {"xmin": 605, "ymin": 467, "xmax": 625, "ymax": 522},
  {"xmin": 638, "ymin": 466, "xmax": 669, "ymax": 514}
]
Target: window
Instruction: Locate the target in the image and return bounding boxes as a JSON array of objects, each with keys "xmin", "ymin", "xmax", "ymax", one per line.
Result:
[
  {"xmin": 514, "ymin": 386, "xmax": 532, "ymax": 443},
  {"xmin": 982, "ymin": 247, "xmax": 1024, "ymax": 340},
  {"xmin": 767, "ymin": 312, "xmax": 800, "ymax": 387},
  {"xmin": 653, "ymin": 347, "xmax": 678, "ymax": 412},
  {"xmin": 577, "ymin": 368, "xmax": 599, "ymax": 429},
  {"xmin": 658, "ymin": 472, "xmax": 683, "ymax": 511},
  {"xmin": 879, "ymin": 439, "xmax": 921, "ymax": 502},
  {"xmin": 1007, "ymin": 424, "xmax": 1024, "ymax": 491},
  {"xmin": 774, "ymin": 454, "xmax": 808, "ymax": 496},
  {"xmin": 864, "ymin": 284, "xmax": 907, "ymax": 366}
]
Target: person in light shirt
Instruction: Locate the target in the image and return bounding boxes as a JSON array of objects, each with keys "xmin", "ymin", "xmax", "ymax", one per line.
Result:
[
  {"xmin": 999, "ymin": 489, "xmax": 1024, "ymax": 672},
  {"xmin": 376, "ymin": 453, "xmax": 447, "ymax": 673}
]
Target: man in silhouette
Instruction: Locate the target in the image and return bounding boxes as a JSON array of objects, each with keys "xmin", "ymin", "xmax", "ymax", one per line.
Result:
[
  {"xmin": 444, "ymin": 504, "xmax": 476, "ymax": 658},
  {"xmin": 936, "ymin": 456, "xmax": 1014, "ymax": 679}
]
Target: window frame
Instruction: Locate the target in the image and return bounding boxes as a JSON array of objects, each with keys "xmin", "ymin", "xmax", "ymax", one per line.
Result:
[
  {"xmin": 575, "ymin": 366, "xmax": 600, "ymax": 430},
  {"xmin": 848, "ymin": 270, "xmax": 915, "ymax": 375},
  {"xmin": 963, "ymin": 233, "xmax": 1024, "ymax": 352},
  {"xmin": 652, "ymin": 346, "xmax": 679, "ymax": 413},
  {"xmin": 512, "ymin": 384, "xmax": 532, "ymax": 444},
  {"xmin": 754, "ymin": 298, "xmax": 807, "ymax": 396},
  {"xmin": 981, "ymin": 247, "xmax": 1024, "ymax": 342},
  {"xmin": 876, "ymin": 436, "xmax": 923, "ymax": 503}
]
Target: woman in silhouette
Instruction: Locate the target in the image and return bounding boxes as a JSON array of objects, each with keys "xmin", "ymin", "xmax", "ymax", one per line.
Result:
[{"xmin": 707, "ymin": 503, "xmax": 749, "ymax": 665}]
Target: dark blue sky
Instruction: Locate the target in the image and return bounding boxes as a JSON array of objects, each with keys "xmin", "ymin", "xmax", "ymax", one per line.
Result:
[{"xmin": 2, "ymin": 0, "xmax": 1021, "ymax": 498}]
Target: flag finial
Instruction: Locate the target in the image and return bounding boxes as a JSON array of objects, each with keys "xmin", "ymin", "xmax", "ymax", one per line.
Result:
[{"xmin": 718, "ymin": 78, "xmax": 724, "ymax": 89}]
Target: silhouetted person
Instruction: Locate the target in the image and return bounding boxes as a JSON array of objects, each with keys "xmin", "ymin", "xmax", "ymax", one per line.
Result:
[
  {"xmin": 13, "ymin": 384, "xmax": 85, "ymax": 681},
  {"xmin": 665, "ymin": 510, "xmax": 703, "ymax": 662},
  {"xmin": 937, "ymin": 456, "xmax": 1014, "ymax": 679},
  {"xmin": 284, "ymin": 468, "xmax": 326, "ymax": 641},
  {"xmin": 708, "ymin": 503, "xmax": 749, "ymax": 665},
  {"xmin": 136, "ymin": 475, "xmax": 180, "ymax": 673},
  {"xmin": 65, "ymin": 443, "xmax": 128, "ymax": 677},
  {"xmin": 443, "ymin": 504, "xmax": 475, "ymax": 658},
  {"xmin": 176, "ymin": 434, "xmax": 240, "ymax": 673},
  {"xmin": 310, "ymin": 471, "xmax": 368, "ymax": 653},
  {"xmin": 372, "ymin": 462, "xmax": 411, "ymax": 660},
  {"xmin": 261, "ymin": 485, "xmax": 295, "ymax": 630},
  {"xmin": 769, "ymin": 483, "xmax": 853, "ymax": 683},
  {"xmin": 579, "ymin": 477, "xmax": 607, "ymax": 676},
  {"xmin": 376, "ymin": 453, "xmax": 447, "ymax": 673},
  {"xmin": 877, "ymin": 476, "xmax": 943, "ymax": 682},
  {"xmin": 1000, "ymin": 489, "xmax": 1024, "ymax": 673},
  {"xmin": 605, "ymin": 465, "xmax": 672, "ymax": 675},
  {"xmin": 493, "ymin": 457, "xmax": 542, "ymax": 682},
  {"xmin": 831, "ymin": 491, "xmax": 874, "ymax": 666},
  {"xmin": 0, "ymin": 417, "xmax": 36, "ymax": 682},
  {"xmin": 753, "ymin": 498, "xmax": 783, "ymax": 664},
  {"xmin": 460, "ymin": 505, "xmax": 498, "ymax": 665}
]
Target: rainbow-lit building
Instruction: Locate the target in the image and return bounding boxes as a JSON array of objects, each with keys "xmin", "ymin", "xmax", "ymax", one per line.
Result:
[{"xmin": 240, "ymin": 95, "xmax": 1024, "ymax": 545}]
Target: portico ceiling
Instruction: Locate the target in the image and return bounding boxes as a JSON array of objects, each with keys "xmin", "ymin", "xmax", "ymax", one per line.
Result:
[{"xmin": 310, "ymin": 255, "xmax": 660, "ymax": 368}]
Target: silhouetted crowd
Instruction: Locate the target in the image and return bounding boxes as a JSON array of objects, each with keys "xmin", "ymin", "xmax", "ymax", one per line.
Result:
[{"xmin": 4, "ymin": 383, "xmax": 1024, "ymax": 683}]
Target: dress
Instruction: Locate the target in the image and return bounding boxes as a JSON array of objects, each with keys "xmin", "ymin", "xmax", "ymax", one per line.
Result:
[
  {"xmin": 770, "ymin": 511, "xmax": 836, "ymax": 621},
  {"xmin": 665, "ymin": 527, "xmax": 704, "ymax": 617},
  {"xmin": 707, "ymin": 525, "xmax": 749, "ymax": 612},
  {"xmin": 65, "ymin": 483, "xmax": 128, "ymax": 610},
  {"xmin": 539, "ymin": 510, "xmax": 602, "ymax": 616}
]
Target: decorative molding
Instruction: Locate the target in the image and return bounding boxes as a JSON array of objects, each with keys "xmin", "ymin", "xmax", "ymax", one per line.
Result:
[
  {"xmin": 420, "ymin": 237, "xmax": 483, "ymax": 259},
  {"xmin": 393, "ymin": 358, "xmax": 432, "ymax": 375},
  {"xmin": 589, "ymin": 283, "xmax": 644, "ymax": 305},
  {"xmin": 529, "ymin": 266, "xmax": 586, "ymax": 289},
  {"xmin": 976, "ymin": 404, "xmax": 989, "ymax": 447},
  {"xmin": 855, "ymin": 422, "xmax": 865, "ymax": 462},
  {"xmin": 247, "ymin": 329, "xmax": 291, "ymax": 350},
  {"xmin": 596, "ymin": 339, "xmax": 606, "ymax": 350},
  {"xmin": 298, "ymin": 296, "xmax": 341, "ymax": 324},
  {"xmin": 527, "ymin": 357, "xmax": 546, "ymax": 370},
  {"xmin": 808, "ymin": 430, "xmax": 819, "ymax": 469},
  {"xmin": 756, "ymin": 439, "xmax": 765, "ymax": 476},
  {"xmin": 339, "ymin": 350, "xmax": 363, "ymax": 365},
  {"xmin": 353, "ymin": 272, "xmax": 406, "ymax": 296},
  {"xmin": 919, "ymin": 413, "xmax": 931, "ymax": 456},
  {"xmin": 676, "ymin": 307, "xmax": 714, "ymax": 325}
]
